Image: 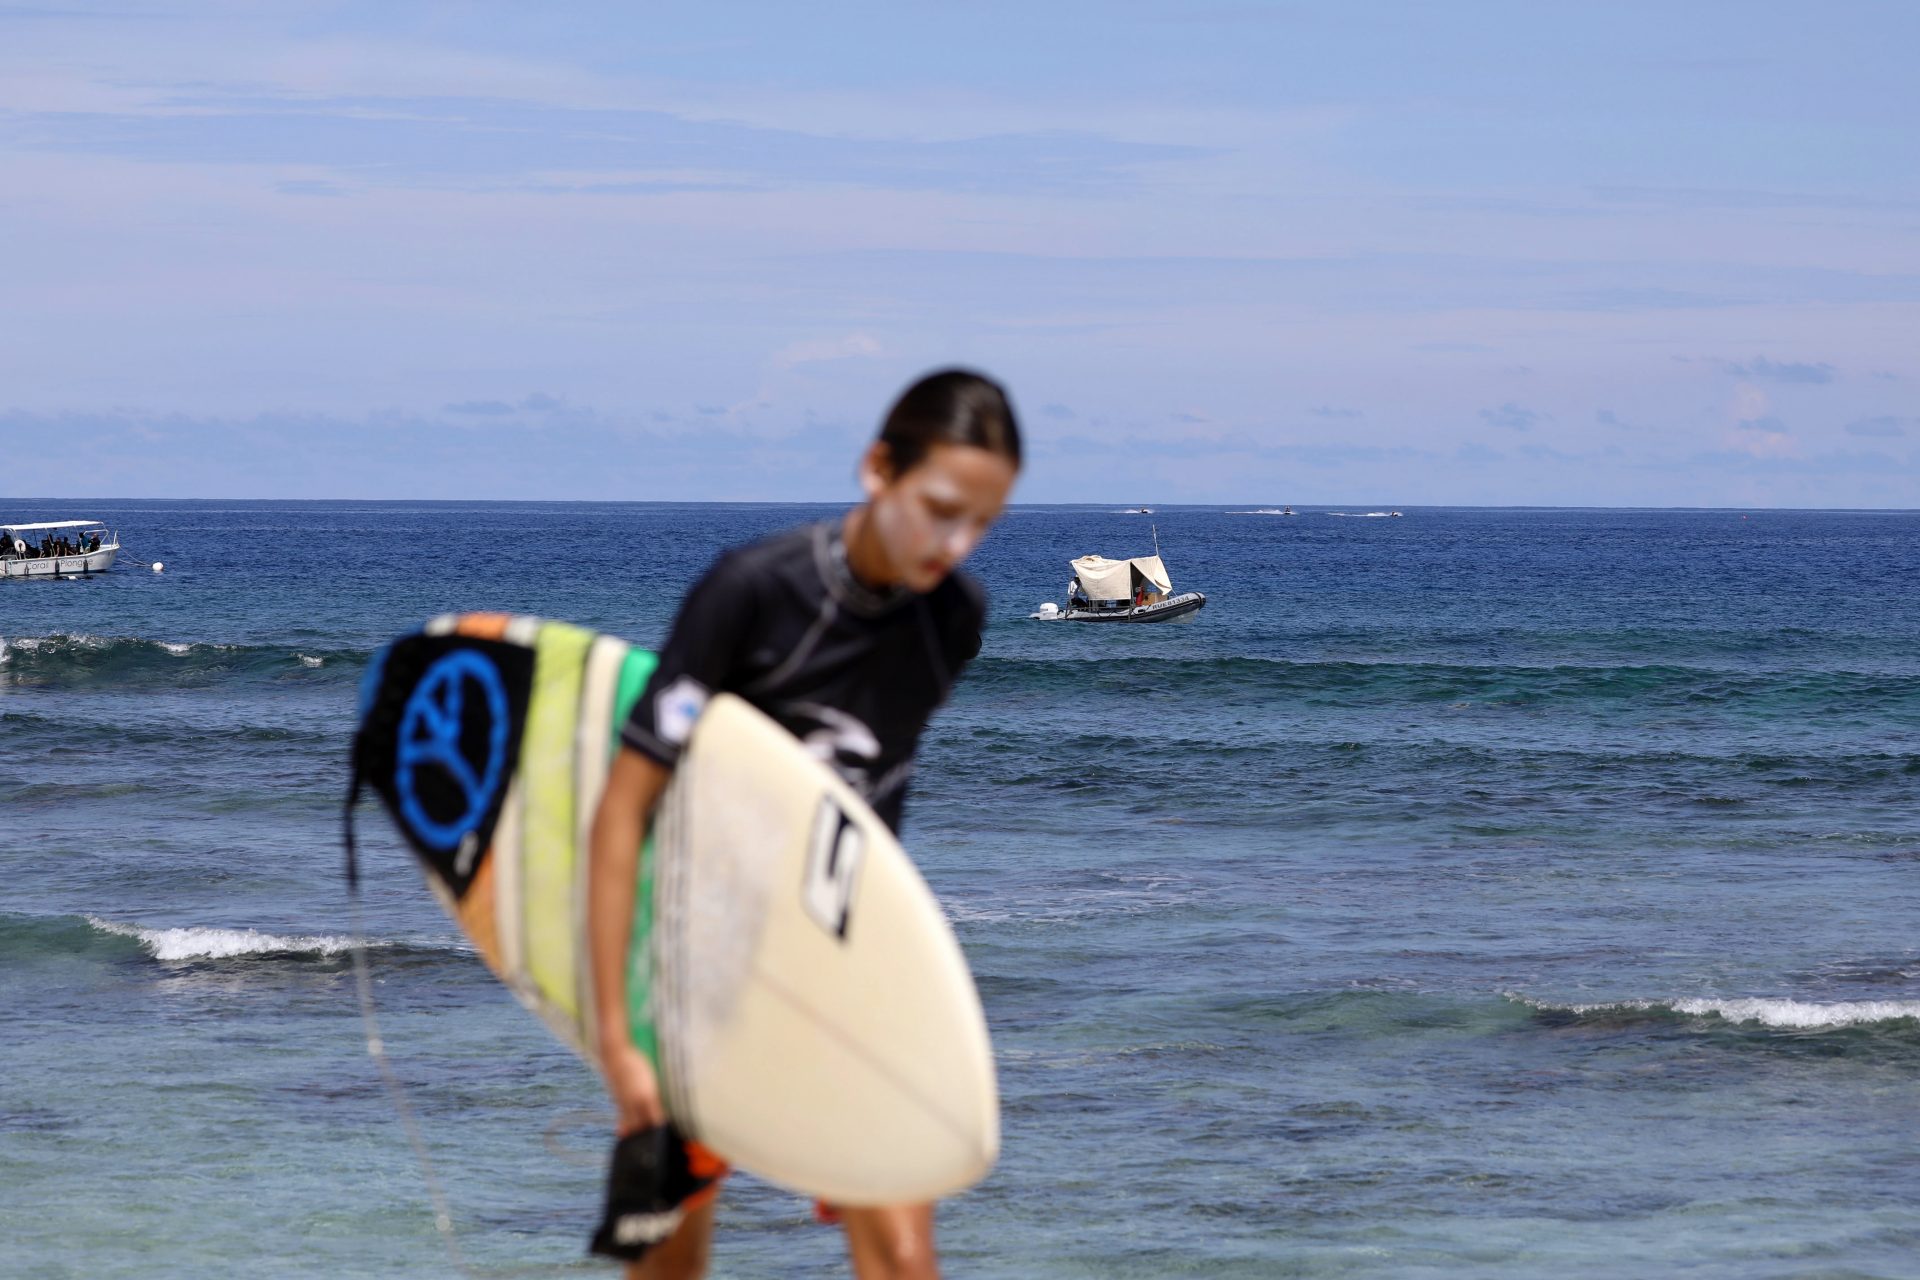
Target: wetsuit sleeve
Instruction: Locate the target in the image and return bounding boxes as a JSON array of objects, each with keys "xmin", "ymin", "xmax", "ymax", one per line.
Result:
[
  {"xmin": 946, "ymin": 573, "xmax": 986, "ymax": 669},
  {"xmin": 621, "ymin": 554, "xmax": 759, "ymax": 767}
]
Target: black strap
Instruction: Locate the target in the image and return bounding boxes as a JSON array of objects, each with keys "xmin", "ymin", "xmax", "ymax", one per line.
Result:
[{"xmin": 343, "ymin": 759, "xmax": 365, "ymax": 895}]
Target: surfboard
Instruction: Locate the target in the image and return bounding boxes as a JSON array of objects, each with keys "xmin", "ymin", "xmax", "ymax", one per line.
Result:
[{"xmin": 350, "ymin": 612, "xmax": 999, "ymax": 1206}]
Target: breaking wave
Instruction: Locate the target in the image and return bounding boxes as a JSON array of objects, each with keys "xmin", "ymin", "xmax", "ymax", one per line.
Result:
[
  {"xmin": 0, "ymin": 912, "xmax": 471, "ymax": 968},
  {"xmin": 1509, "ymin": 993, "xmax": 1920, "ymax": 1031},
  {"xmin": 85, "ymin": 916, "xmax": 364, "ymax": 961},
  {"xmin": 0, "ymin": 633, "xmax": 366, "ymax": 688}
]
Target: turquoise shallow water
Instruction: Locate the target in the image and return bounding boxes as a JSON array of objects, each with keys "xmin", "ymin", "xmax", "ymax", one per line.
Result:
[{"xmin": 2, "ymin": 501, "xmax": 1918, "ymax": 1278}]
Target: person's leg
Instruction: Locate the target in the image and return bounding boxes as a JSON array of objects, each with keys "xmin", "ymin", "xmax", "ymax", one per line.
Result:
[
  {"xmin": 626, "ymin": 1196, "xmax": 716, "ymax": 1280},
  {"xmin": 838, "ymin": 1203, "xmax": 939, "ymax": 1280}
]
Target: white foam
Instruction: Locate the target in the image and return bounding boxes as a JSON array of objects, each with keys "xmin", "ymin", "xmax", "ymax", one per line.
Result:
[
  {"xmin": 296, "ymin": 653, "xmax": 324, "ymax": 668},
  {"xmin": 87, "ymin": 916, "xmax": 358, "ymax": 961},
  {"xmin": 1512, "ymin": 992, "xmax": 1920, "ymax": 1030},
  {"xmin": 158, "ymin": 641, "xmax": 193, "ymax": 656}
]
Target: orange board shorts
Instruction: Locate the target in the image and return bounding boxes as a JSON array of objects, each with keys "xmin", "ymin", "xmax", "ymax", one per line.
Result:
[{"xmin": 680, "ymin": 1141, "xmax": 840, "ymax": 1224}]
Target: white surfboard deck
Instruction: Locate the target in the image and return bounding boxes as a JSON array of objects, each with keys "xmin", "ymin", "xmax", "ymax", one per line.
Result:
[{"xmin": 649, "ymin": 692, "xmax": 999, "ymax": 1205}]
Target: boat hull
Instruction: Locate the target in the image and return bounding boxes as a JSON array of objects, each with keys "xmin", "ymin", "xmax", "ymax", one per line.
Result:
[
  {"xmin": 2, "ymin": 546, "xmax": 117, "ymax": 579},
  {"xmin": 1063, "ymin": 592, "xmax": 1206, "ymax": 623}
]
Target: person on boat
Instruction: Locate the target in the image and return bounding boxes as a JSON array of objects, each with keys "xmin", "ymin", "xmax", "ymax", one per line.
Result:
[{"xmin": 587, "ymin": 369, "xmax": 1021, "ymax": 1280}]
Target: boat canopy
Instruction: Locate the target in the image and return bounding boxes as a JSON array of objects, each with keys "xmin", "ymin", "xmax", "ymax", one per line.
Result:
[
  {"xmin": 1071, "ymin": 553, "xmax": 1172, "ymax": 600},
  {"xmin": 1, "ymin": 520, "xmax": 106, "ymax": 533}
]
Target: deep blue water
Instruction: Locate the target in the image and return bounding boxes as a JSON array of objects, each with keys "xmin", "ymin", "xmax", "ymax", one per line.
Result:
[{"xmin": 3, "ymin": 501, "xmax": 1918, "ymax": 1279}]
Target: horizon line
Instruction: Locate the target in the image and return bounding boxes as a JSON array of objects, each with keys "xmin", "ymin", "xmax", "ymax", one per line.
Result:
[{"xmin": 5, "ymin": 497, "xmax": 1918, "ymax": 514}]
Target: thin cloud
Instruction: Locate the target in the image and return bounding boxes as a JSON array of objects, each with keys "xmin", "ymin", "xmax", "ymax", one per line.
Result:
[
  {"xmin": 772, "ymin": 334, "xmax": 883, "ymax": 370},
  {"xmin": 1844, "ymin": 415, "xmax": 1910, "ymax": 438},
  {"xmin": 11, "ymin": 94, "xmax": 1209, "ymax": 198},
  {"xmin": 1594, "ymin": 409, "xmax": 1657, "ymax": 433},
  {"xmin": 443, "ymin": 392, "xmax": 563, "ymax": 416},
  {"xmin": 1736, "ymin": 416, "xmax": 1789, "ymax": 434},
  {"xmin": 1722, "ymin": 356, "xmax": 1836, "ymax": 384},
  {"xmin": 1479, "ymin": 402, "xmax": 1548, "ymax": 431}
]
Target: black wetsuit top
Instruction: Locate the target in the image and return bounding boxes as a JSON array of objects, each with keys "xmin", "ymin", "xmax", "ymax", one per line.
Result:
[{"xmin": 620, "ymin": 520, "xmax": 986, "ymax": 832}]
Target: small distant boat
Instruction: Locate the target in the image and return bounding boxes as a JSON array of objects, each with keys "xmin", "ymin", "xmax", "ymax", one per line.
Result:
[
  {"xmin": 1, "ymin": 520, "xmax": 119, "ymax": 579},
  {"xmin": 1031, "ymin": 526, "xmax": 1205, "ymax": 623},
  {"xmin": 1121, "ymin": 506, "xmax": 1154, "ymax": 515},
  {"xmin": 1389, "ymin": 510, "xmax": 1404, "ymax": 518},
  {"xmin": 1281, "ymin": 506, "xmax": 1296, "ymax": 516}
]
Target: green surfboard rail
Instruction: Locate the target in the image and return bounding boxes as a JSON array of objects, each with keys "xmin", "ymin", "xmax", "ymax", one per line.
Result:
[{"xmin": 610, "ymin": 647, "xmax": 663, "ymax": 1072}]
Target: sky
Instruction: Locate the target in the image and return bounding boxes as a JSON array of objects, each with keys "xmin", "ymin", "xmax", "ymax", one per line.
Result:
[{"xmin": 2, "ymin": 1, "xmax": 1917, "ymax": 506}]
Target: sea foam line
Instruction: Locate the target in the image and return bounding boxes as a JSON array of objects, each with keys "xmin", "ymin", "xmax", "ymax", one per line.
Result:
[
  {"xmin": 86, "ymin": 915, "xmax": 362, "ymax": 961},
  {"xmin": 1511, "ymin": 992, "xmax": 1920, "ymax": 1030}
]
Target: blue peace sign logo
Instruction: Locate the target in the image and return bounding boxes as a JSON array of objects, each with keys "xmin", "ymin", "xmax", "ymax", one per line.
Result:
[{"xmin": 395, "ymin": 650, "xmax": 510, "ymax": 851}]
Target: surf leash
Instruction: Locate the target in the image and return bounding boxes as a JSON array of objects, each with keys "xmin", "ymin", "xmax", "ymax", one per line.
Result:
[
  {"xmin": 344, "ymin": 770, "xmax": 471, "ymax": 1274},
  {"xmin": 345, "ymin": 770, "xmax": 608, "ymax": 1279}
]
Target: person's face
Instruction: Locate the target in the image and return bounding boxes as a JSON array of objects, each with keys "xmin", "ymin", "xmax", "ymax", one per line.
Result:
[{"xmin": 861, "ymin": 440, "xmax": 1018, "ymax": 593}]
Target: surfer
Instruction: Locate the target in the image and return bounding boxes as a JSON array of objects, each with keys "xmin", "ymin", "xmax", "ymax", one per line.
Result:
[{"xmin": 588, "ymin": 369, "xmax": 1021, "ymax": 1279}]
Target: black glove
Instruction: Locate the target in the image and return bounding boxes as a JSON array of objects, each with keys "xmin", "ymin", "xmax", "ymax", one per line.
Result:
[{"xmin": 588, "ymin": 1123, "xmax": 715, "ymax": 1263}]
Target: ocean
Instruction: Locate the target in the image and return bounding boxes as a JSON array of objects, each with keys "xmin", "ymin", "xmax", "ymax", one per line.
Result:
[{"xmin": 2, "ymin": 501, "xmax": 1917, "ymax": 1279}]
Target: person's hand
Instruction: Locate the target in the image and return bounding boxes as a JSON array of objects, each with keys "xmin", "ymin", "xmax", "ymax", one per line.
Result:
[{"xmin": 603, "ymin": 1040, "xmax": 666, "ymax": 1136}]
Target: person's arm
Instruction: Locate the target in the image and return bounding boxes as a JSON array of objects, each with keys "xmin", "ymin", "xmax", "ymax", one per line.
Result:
[
  {"xmin": 593, "ymin": 548, "xmax": 759, "ymax": 1134},
  {"xmin": 588, "ymin": 745, "xmax": 674, "ymax": 1134}
]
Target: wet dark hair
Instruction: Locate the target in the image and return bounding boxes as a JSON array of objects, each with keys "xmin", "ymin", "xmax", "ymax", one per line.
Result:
[{"xmin": 876, "ymin": 369, "xmax": 1022, "ymax": 475}]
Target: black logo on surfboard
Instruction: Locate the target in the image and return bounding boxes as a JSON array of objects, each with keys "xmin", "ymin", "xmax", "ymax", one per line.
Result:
[
  {"xmin": 802, "ymin": 798, "xmax": 865, "ymax": 941},
  {"xmin": 351, "ymin": 632, "xmax": 533, "ymax": 898}
]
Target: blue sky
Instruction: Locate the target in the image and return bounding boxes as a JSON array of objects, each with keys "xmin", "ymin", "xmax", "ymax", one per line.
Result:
[{"xmin": 2, "ymin": 1, "xmax": 1916, "ymax": 505}]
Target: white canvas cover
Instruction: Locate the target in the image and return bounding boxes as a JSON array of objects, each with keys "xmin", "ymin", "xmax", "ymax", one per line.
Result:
[
  {"xmin": 1, "ymin": 520, "xmax": 104, "ymax": 533},
  {"xmin": 1128, "ymin": 555, "xmax": 1172, "ymax": 594},
  {"xmin": 1070, "ymin": 554, "xmax": 1173, "ymax": 600}
]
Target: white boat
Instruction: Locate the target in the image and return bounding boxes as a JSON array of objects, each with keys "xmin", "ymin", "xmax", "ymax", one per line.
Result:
[
  {"xmin": 2, "ymin": 520, "xmax": 119, "ymax": 579},
  {"xmin": 1032, "ymin": 528, "xmax": 1206, "ymax": 623}
]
